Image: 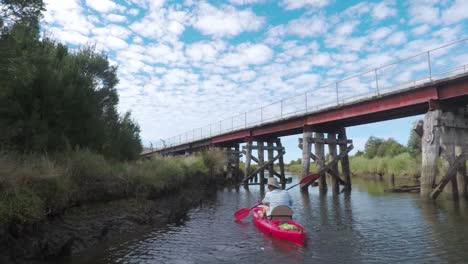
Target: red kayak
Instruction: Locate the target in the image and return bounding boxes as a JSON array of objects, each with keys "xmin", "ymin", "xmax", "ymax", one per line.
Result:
[{"xmin": 251, "ymin": 207, "xmax": 306, "ymax": 245}]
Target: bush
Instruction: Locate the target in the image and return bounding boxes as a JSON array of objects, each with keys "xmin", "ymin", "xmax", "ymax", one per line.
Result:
[{"xmin": 0, "ymin": 149, "xmax": 225, "ymax": 224}]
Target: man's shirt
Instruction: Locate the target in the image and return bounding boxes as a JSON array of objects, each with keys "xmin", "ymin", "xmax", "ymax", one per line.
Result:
[{"xmin": 262, "ymin": 189, "xmax": 292, "ymax": 217}]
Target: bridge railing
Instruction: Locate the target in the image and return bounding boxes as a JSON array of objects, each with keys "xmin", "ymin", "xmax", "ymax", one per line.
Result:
[{"xmin": 154, "ymin": 37, "xmax": 468, "ymax": 151}]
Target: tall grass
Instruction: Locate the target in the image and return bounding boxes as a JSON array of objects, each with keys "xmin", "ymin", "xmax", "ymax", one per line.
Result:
[
  {"xmin": 349, "ymin": 153, "xmax": 420, "ymax": 179},
  {"xmin": 0, "ymin": 149, "xmax": 225, "ymax": 224}
]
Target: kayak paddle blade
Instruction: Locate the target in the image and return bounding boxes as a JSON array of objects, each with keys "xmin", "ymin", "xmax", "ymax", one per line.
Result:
[
  {"xmin": 299, "ymin": 173, "xmax": 320, "ymax": 185},
  {"xmin": 234, "ymin": 208, "xmax": 251, "ymax": 221}
]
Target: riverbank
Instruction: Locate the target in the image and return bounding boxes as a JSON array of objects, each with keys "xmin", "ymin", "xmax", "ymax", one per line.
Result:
[
  {"xmin": 0, "ymin": 150, "xmax": 224, "ymax": 262},
  {"xmin": 286, "ymin": 153, "xmax": 420, "ymax": 181}
]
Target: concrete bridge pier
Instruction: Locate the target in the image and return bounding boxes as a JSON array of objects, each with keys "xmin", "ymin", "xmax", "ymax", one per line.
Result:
[
  {"xmin": 421, "ymin": 102, "xmax": 468, "ymax": 199},
  {"xmin": 300, "ymin": 126, "xmax": 353, "ymax": 195}
]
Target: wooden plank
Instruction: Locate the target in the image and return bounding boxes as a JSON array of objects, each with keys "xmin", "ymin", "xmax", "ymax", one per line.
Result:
[
  {"xmin": 258, "ymin": 141, "xmax": 265, "ymax": 188},
  {"xmin": 268, "ymin": 141, "xmax": 274, "ymax": 178},
  {"xmin": 430, "ymin": 154, "xmax": 465, "ymax": 199},
  {"xmin": 276, "ymin": 139, "xmax": 286, "ymax": 190},
  {"xmin": 243, "ymin": 139, "xmax": 252, "ymax": 188},
  {"xmin": 328, "ymin": 133, "xmax": 339, "ymax": 194},
  {"xmin": 250, "ymin": 146, "xmax": 285, "ymax": 151},
  {"xmin": 421, "ymin": 109, "xmax": 441, "ymax": 197},
  {"xmin": 307, "ymin": 138, "xmax": 353, "ymax": 145},
  {"xmin": 338, "ymin": 127, "xmax": 351, "ymax": 192},
  {"xmin": 315, "ymin": 132, "xmax": 327, "ymax": 193},
  {"xmin": 241, "ymin": 150, "xmax": 260, "ymax": 164},
  {"xmin": 242, "ymin": 153, "xmax": 283, "ymax": 183}
]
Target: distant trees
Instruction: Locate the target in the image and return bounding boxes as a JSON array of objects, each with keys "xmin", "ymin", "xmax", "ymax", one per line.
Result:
[
  {"xmin": 363, "ymin": 136, "xmax": 407, "ymax": 158},
  {"xmin": 0, "ymin": 0, "xmax": 142, "ymax": 160},
  {"xmin": 407, "ymin": 123, "xmax": 422, "ymax": 156},
  {"xmin": 360, "ymin": 120, "xmax": 423, "ymax": 159}
]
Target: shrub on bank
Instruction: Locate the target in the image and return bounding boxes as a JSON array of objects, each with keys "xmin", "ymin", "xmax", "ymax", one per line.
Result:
[
  {"xmin": 0, "ymin": 149, "xmax": 224, "ymax": 225},
  {"xmin": 349, "ymin": 152, "xmax": 420, "ymax": 179}
]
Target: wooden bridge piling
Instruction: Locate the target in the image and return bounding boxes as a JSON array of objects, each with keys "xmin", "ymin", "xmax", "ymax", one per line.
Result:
[
  {"xmin": 300, "ymin": 127, "xmax": 313, "ymax": 193},
  {"xmin": 315, "ymin": 132, "xmax": 327, "ymax": 194},
  {"xmin": 300, "ymin": 127, "xmax": 352, "ymax": 194},
  {"xmin": 328, "ymin": 132, "xmax": 339, "ymax": 194},
  {"xmin": 421, "ymin": 103, "xmax": 468, "ymax": 199}
]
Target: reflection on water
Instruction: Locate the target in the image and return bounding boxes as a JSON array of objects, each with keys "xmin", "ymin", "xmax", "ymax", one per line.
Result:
[{"xmin": 73, "ymin": 173, "xmax": 468, "ymax": 264}]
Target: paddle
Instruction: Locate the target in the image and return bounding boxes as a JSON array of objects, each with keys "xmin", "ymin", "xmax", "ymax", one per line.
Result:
[
  {"xmin": 234, "ymin": 174, "xmax": 319, "ymax": 221},
  {"xmin": 286, "ymin": 173, "xmax": 320, "ymax": 190},
  {"xmin": 234, "ymin": 202, "xmax": 261, "ymax": 221}
]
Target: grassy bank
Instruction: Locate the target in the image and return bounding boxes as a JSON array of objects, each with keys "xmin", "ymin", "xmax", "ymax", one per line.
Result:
[
  {"xmin": 349, "ymin": 153, "xmax": 420, "ymax": 179},
  {"xmin": 0, "ymin": 149, "xmax": 224, "ymax": 225},
  {"xmin": 285, "ymin": 153, "xmax": 420, "ymax": 180}
]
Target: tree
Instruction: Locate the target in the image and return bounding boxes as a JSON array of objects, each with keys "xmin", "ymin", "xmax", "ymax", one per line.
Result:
[
  {"xmin": 0, "ymin": 1, "xmax": 143, "ymax": 160},
  {"xmin": 407, "ymin": 122, "xmax": 422, "ymax": 156},
  {"xmin": 364, "ymin": 136, "xmax": 383, "ymax": 158}
]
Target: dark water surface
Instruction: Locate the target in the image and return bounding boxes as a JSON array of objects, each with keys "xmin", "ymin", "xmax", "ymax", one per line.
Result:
[{"xmin": 72, "ymin": 174, "xmax": 468, "ymax": 264}]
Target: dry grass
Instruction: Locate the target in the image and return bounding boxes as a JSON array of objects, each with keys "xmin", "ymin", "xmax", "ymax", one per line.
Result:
[{"xmin": 0, "ymin": 149, "xmax": 224, "ymax": 224}]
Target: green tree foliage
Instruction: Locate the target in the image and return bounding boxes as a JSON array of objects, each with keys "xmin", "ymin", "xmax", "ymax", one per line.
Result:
[
  {"xmin": 407, "ymin": 122, "xmax": 422, "ymax": 156},
  {"xmin": 0, "ymin": 0, "xmax": 142, "ymax": 160},
  {"xmin": 364, "ymin": 136, "xmax": 406, "ymax": 158}
]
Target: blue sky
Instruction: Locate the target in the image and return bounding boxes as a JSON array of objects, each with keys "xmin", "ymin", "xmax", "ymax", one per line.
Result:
[{"xmin": 41, "ymin": 0, "xmax": 468, "ymax": 162}]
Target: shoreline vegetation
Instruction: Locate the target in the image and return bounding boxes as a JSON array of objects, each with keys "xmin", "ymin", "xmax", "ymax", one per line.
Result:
[
  {"xmin": 0, "ymin": 149, "xmax": 224, "ymax": 226},
  {"xmin": 285, "ymin": 153, "xmax": 421, "ymax": 181},
  {"xmin": 0, "ymin": 149, "xmax": 225, "ymax": 261}
]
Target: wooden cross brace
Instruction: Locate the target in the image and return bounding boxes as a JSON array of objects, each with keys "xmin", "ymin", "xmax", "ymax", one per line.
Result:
[
  {"xmin": 242, "ymin": 151, "xmax": 285, "ymax": 183},
  {"xmin": 430, "ymin": 153, "xmax": 465, "ymax": 200},
  {"xmin": 299, "ymin": 140, "xmax": 353, "ymax": 185}
]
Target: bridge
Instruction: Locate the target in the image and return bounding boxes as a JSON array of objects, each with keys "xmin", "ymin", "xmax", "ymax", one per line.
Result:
[{"xmin": 143, "ymin": 38, "xmax": 468, "ymax": 200}]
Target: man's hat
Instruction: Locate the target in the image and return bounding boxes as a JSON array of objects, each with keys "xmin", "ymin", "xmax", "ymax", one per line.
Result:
[{"xmin": 267, "ymin": 177, "xmax": 280, "ymax": 189}]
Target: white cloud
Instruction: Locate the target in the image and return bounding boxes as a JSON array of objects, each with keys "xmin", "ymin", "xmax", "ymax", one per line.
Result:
[
  {"xmin": 411, "ymin": 24, "xmax": 430, "ymax": 35},
  {"xmin": 286, "ymin": 16, "xmax": 328, "ymax": 38},
  {"xmin": 130, "ymin": 6, "xmax": 188, "ymax": 42},
  {"xmin": 222, "ymin": 43, "xmax": 273, "ymax": 67},
  {"xmin": 185, "ymin": 41, "xmax": 226, "ymax": 63},
  {"xmin": 371, "ymin": 1, "xmax": 397, "ymax": 20},
  {"xmin": 229, "ymin": 0, "xmax": 265, "ymax": 5},
  {"xmin": 128, "ymin": 8, "xmax": 140, "ymax": 16},
  {"xmin": 193, "ymin": 2, "xmax": 264, "ymax": 37},
  {"xmin": 44, "ymin": 0, "xmax": 93, "ymax": 36},
  {"xmin": 106, "ymin": 14, "xmax": 127, "ymax": 22},
  {"xmin": 85, "ymin": 0, "xmax": 121, "ymax": 13},
  {"xmin": 386, "ymin": 31, "xmax": 406, "ymax": 45},
  {"xmin": 441, "ymin": 0, "xmax": 468, "ymax": 24},
  {"xmin": 369, "ymin": 27, "xmax": 392, "ymax": 41},
  {"xmin": 409, "ymin": 1, "xmax": 439, "ymax": 25},
  {"xmin": 281, "ymin": 0, "xmax": 330, "ymax": 10},
  {"xmin": 335, "ymin": 20, "xmax": 360, "ymax": 36},
  {"xmin": 48, "ymin": 27, "xmax": 89, "ymax": 45}
]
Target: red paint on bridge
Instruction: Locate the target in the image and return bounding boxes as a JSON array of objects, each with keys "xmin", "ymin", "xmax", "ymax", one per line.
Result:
[{"xmin": 211, "ymin": 76, "xmax": 468, "ymax": 146}]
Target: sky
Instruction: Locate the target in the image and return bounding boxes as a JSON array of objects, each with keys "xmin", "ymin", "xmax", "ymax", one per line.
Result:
[{"xmin": 41, "ymin": 0, "xmax": 468, "ymax": 162}]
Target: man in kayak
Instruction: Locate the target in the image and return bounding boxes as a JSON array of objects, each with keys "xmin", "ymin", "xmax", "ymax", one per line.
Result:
[{"xmin": 259, "ymin": 177, "xmax": 292, "ymax": 219}]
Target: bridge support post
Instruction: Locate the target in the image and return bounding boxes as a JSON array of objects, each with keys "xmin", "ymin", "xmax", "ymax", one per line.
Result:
[
  {"xmin": 276, "ymin": 139, "xmax": 286, "ymax": 189},
  {"xmin": 421, "ymin": 104, "xmax": 468, "ymax": 199},
  {"xmin": 300, "ymin": 127, "xmax": 313, "ymax": 193},
  {"xmin": 421, "ymin": 109, "xmax": 441, "ymax": 198},
  {"xmin": 328, "ymin": 132, "xmax": 339, "ymax": 194},
  {"xmin": 316, "ymin": 132, "xmax": 327, "ymax": 194},
  {"xmin": 258, "ymin": 141, "xmax": 265, "ymax": 191},
  {"xmin": 234, "ymin": 144, "xmax": 241, "ymax": 183},
  {"xmin": 338, "ymin": 128, "xmax": 352, "ymax": 192},
  {"xmin": 225, "ymin": 144, "xmax": 241, "ymax": 184},
  {"xmin": 241, "ymin": 138, "xmax": 286, "ymax": 189},
  {"xmin": 243, "ymin": 138, "xmax": 253, "ymax": 189},
  {"xmin": 300, "ymin": 127, "xmax": 353, "ymax": 194}
]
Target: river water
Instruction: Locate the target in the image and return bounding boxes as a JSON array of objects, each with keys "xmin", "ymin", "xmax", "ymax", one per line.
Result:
[{"xmin": 72, "ymin": 173, "xmax": 468, "ymax": 264}]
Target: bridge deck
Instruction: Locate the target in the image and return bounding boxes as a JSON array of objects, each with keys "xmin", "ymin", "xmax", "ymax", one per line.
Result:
[{"xmin": 145, "ymin": 73, "xmax": 468, "ymax": 156}]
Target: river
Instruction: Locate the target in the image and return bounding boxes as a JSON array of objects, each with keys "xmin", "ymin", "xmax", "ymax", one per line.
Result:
[{"xmin": 70, "ymin": 173, "xmax": 468, "ymax": 264}]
